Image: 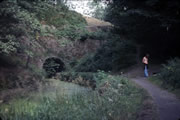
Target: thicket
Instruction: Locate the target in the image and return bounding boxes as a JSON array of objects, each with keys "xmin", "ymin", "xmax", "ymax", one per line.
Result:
[
  {"xmin": 159, "ymin": 58, "xmax": 180, "ymax": 89},
  {"xmin": 0, "ymin": 72, "xmax": 145, "ymax": 120}
]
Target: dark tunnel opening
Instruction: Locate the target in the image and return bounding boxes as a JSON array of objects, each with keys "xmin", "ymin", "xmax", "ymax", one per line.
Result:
[{"xmin": 43, "ymin": 57, "xmax": 65, "ymax": 78}]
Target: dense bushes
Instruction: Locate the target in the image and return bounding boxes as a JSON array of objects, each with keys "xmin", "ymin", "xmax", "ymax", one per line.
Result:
[
  {"xmin": 75, "ymin": 36, "xmax": 137, "ymax": 72},
  {"xmin": 159, "ymin": 58, "xmax": 180, "ymax": 89}
]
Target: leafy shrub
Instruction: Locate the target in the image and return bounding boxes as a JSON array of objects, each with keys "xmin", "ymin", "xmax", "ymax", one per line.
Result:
[{"xmin": 160, "ymin": 58, "xmax": 180, "ymax": 89}]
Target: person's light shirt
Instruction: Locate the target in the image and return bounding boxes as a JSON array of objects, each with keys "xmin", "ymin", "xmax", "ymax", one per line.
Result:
[{"xmin": 142, "ymin": 56, "xmax": 148, "ymax": 64}]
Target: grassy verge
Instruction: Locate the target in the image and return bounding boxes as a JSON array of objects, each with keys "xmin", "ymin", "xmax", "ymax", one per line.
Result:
[{"xmin": 0, "ymin": 71, "xmax": 145, "ymax": 120}]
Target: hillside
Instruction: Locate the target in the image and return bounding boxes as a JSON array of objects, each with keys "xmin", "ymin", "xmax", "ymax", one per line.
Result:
[
  {"xmin": 0, "ymin": 0, "xmax": 88, "ymax": 90},
  {"xmin": 0, "ymin": 0, "xmax": 138, "ymax": 102},
  {"xmin": 0, "ymin": 0, "xmax": 119, "ymax": 95}
]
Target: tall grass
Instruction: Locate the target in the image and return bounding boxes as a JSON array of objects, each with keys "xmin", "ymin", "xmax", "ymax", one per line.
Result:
[{"xmin": 0, "ymin": 72, "xmax": 144, "ymax": 120}]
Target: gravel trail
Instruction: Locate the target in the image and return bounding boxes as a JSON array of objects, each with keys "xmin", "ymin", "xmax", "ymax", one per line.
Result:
[
  {"xmin": 125, "ymin": 64, "xmax": 180, "ymax": 120},
  {"xmin": 132, "ymin": 77, "xmax": 180, "ymax": 120}
]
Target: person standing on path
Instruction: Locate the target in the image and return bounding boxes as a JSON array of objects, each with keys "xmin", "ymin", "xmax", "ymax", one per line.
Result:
[{"xmin": 142, "ymin": 54, "xmax": 149, "ymax": 77}]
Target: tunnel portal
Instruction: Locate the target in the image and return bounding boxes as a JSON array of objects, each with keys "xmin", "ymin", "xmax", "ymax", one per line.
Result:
[{"xmin": 43, "ymin": 57, "xmax": 65, "ymax": 78}]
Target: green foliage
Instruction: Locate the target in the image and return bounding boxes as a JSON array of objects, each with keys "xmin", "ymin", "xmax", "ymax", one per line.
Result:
[
  {"xmin": 0, "ymin": 1, "xmax": 41, "ymax": 57},
  {"xmin": 0, "ymin": 35, "xmax": 20, "ymax": 54},
  {"xmin": 16, "ymin": 11, "xmax": 41, "ymax": 32},
  {"xmin": 159, "ymin": 58, "xmax": 180, "ymax": 89},
  {"xmin": 93, "ymin": 70, "xmax": 109, "ymax": 86},
  {"xmin": 75, "ymin": 36, "xmax": 137, "ymax": 72},
  {"xmin": 0, "ymin": 74, "xmax": 144, "ymax": 120}
]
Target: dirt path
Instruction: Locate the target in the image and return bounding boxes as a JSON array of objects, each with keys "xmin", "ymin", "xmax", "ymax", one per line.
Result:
[{"xmin": 125, "ymin": 66, "xmax": 180, "ymax": 120}]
